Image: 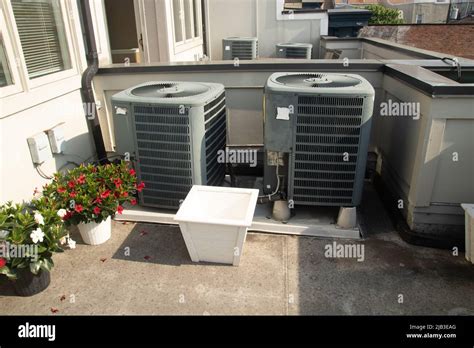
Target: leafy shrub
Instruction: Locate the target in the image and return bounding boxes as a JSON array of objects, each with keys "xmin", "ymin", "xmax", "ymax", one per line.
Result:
[{"xmin": 42, "ymin": 161, "xmax": 144, "ymax": 226}]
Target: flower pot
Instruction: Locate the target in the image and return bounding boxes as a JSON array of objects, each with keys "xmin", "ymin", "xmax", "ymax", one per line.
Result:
[
  {"xmin": 13, "ymin": 268, "xmax": 51, "ymax": 297},
  {"xmin": 77, "ymin": 216, "xmax": 111, "ymax": 245},
  {"xmin": 174, "ymin": 185, "xmax": 259, "ymax": 266}
]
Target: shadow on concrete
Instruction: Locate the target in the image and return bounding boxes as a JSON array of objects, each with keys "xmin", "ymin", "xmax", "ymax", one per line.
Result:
[
  {"xmin": 111, "ymin": 222, "xmax": 231, "ymax": 267},
  {"xmin": 111, "ymin": 223, "xmax": 191, "ymax": 266}
]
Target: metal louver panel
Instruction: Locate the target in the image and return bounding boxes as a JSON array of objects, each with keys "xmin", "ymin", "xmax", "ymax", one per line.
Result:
[
  {"xmin": 291, "ymin": 95, "xmax": 364, "ymax": 206},
  {"xmin": 204, "ymin": 92, "xmax": 226, "ymax": 186},
  {"xmin": 134, "ymin": 105, "xmax": 192, "ymax": 209},
  {"xmin": 11, "ymin": 0, "xmax": 68, "ymax": 79},
  {"xmin": 231, "ymin": 41, "xmax": 257, "ymax": 60},
  {"xmin": 285, "ymin": 47, "xmax": 311, "ymax": 58}
]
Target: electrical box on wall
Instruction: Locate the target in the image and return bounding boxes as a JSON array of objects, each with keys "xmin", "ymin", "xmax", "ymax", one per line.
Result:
[
  {"xmin": 27, "ymin": 132, "xmax": 52, "ymax": 164},
  {"xmin": 46, "ymin": 123, "xmax": 66, "ymax": 154}
]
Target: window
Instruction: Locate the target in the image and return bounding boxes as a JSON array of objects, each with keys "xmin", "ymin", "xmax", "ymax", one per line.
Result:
[
  {"xmin": 11, "ymin": 0, "xmax": 71, "ymax": 79},
  {"xmin": 415, "ymin": 14, "xmax": 423, "ymax": 24},
  {"xmin": 172, "ymin": 0, "xmax": 202, "ymax": 45},
  {"xmin": 0, "ymin": 37, "xmax": 13, "ymax": 87},
  {"xmin": 173, "ymin": 0, "xmax": 183, "ymax": 43},
  {"xmin": 283, "ymin": 0, "xmax": 324, "ymax": 12},
  {"xmin": 0, "ymin": 6, "xmax": 23, "ymax": 98}
]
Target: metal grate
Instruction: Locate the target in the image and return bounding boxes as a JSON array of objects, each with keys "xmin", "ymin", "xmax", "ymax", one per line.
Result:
[
  {"xmin": 231, "ymin": 42, "xmax": 257, "ymax": 60},
  {"xmin": 204, "ymin": 92, "xmax": 226, "ymax": 186},
  {"xmin": 291, "ymin": 96, "xmax": 365, "ymax": 206},
  {"xmin": 134, "ymin": 104, "xmax": 192, "ymax": 209},
  {"xmin": 285, "ymin": 47, "xmax": 311, "ymax": 59}
]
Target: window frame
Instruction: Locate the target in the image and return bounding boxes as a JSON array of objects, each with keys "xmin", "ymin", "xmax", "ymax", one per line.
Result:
[
  {"xmin": 171, "ymin": 0, "xmax": 203, "ymax": 54},
  {"xmin": 3, "ymin": 0, "xmax": 79, "ymax": 90},
  {"xmin": 0, "ymin": 5, "xmax": 23, "ymax": 98}
]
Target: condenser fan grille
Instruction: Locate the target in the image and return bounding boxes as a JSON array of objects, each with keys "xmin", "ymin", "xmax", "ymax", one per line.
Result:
[
  {"xmin": 130, "ymin": 83, "xmax": 211, "ymax": 99},
  {"xmin": 274, "ymin": 73, "xmax": 361, "ymax": 88}
]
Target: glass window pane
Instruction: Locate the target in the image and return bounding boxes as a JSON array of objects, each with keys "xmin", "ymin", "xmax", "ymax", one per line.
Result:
[
  {"xmin": 173, "ymin": 0, "xmax": 183, "ymax": 42},
  {"xmin": 0, "ymin": 37, "xmax": 14, "ymax": 87},
  {"xmin": 11, "ymin": 0, "xmax": 71, "ymax": 79},
  {"xmin": 193, "ymin": 0, "xmax": 200, "ymax": 38},
  {"xmin": 184, "ymin": 0, "xmax": 193, "ymax": 40}
]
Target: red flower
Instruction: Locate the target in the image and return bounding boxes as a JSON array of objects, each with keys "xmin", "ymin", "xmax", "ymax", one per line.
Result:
[
  {"xmin": 129, "ymin": 169, "xmax": 136, "ymax": 176},
  {"xmin": 68, "ymin": 180, "xmax": 76, "ymax": 189},
  {"xmin": 117, "ymin": 205, "xmax": 124, "ymax": 214},
  {"xmin": 69, "ymin": 191, "xmax": 77, "ymax": 198},
  {"xmin": 136, "ymin": 182, "xmax": 145, "ymax": 192},
  {"xmin": 122, "ymin": 192, "xmax": 128, "ymax": 198},
  {"xmin": 0, "ymin": 257, "xmax": 6, "ymax": 268},
  {"xmin": 113, "ymin": 178, "xmax": 122, "ymax": 188},
  {"xmin": 77, "ymin": 174, "xmax": 86, "ymax": 185},
  {"xmin": 93, "ymin": 206, "xmax": 101, "ymax": 215},
  {"xmin": 100, "ymin": 190, "xmax": 111, "ymax": 199},
  {"xmin": 74, "ymin": 204, "xmax": 83, "ymax": 213},
  {"xmin": 93, "ymin": 197, "xmax": 102, "ymax": 204},
  {"xmin": 130, "ymin": 199, "xmax": 137, "ymax": 206},
  {"xmin": 63, "ymin": 211, "xmax": 73, "ymax": 220},
  {"xmin": 57, "ymin": 187, "xmax": 66, "ymax": 193}
]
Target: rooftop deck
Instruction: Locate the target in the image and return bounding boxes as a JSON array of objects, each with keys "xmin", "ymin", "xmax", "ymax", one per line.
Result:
[{"xmin": 1, "ymin": 184, "xmax": 472, "ymax": 315}]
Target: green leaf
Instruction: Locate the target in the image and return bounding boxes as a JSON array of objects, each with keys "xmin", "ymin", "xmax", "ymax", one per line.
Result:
[
  {"xmin": 29, "ymin": 260, "xmax": 42, "ymax": 275},
  {"xmin": 0, "ymin": 265, "xmax": 17, "ymax": 280},
  {"xmin": 41, "ymin": 258, "xmax": 54, "ymax": 272}
]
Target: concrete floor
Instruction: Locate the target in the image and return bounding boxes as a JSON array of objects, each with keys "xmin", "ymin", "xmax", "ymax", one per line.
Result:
[{"xmin": 1, "ymin": 185, "xmax": 473, "ymax": 315}]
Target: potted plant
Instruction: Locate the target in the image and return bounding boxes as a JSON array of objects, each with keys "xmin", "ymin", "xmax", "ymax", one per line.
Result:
[
  {"xmin": 0, "ymin": 197, "xmax": 68, "ymax": 296},
  {"xmin": 42, "ymin": 161, "xmax": 144, "ymax": 245}
]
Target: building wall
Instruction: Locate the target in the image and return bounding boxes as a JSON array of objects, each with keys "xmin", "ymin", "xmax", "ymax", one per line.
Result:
[
  {"xmin": 0, "ymin": 92, "xmax": 95, "ymax": 203},
  {"xmin": 391, "ymin": 3, "xmax": 450, "ymax": 23},
  {"xmin": 0, "ymin": 0, "xmax": 109, "ymax": 203},
  {"xmin": 359, "ymin": 25, "xmax": 474, "ymax": 59},
  {"xmin": 206, "ymin": 0, "xmax": 328, "ymax": 60}
]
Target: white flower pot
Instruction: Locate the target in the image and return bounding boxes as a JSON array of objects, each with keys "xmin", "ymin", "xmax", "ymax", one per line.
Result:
[
  {"xmin": 77, "ymin": 216, "xmax": 112, "ymax": 245},
  {"xmin": 174, "ymin": 185, "xmax": 259, "ymax": 266}
]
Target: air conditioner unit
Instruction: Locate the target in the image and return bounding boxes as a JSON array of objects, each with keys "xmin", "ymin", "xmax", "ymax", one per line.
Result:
[
  {"xmin": 276, "ymin": 43, "xmax": 313, "ymax": 59},
  {"xmin": 263, "ymin": 72, "xmax": 375, "ymax": 207},
  {"xmin": 222, "ymin": 37, "xmax": 258, "ymax": 60},
  {"xmin": 111, "ymin": 81, "xmax": 227, "ymax": 209}
]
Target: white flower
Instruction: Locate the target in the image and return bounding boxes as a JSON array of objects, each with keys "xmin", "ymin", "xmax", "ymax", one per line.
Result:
[
  {"xmin": 30, "ymin": 228, "xmax": 45, "ymax": 244},
  {"xmin": 34, "ymin": 212, "xmax": 44, "ymax": 225},
  {"xmin": 57, "ymin": 209, "xmax": 67, "ymax": 218},
  {"xmin": 67, "ymin": 237, "xmax": 76, "ymax": 249},
  {"xmin": 0, "ymin": 230, "xmax": 9, "ymax": 240}
]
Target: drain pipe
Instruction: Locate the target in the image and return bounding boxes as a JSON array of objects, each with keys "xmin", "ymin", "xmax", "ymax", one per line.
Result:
[{"xmin": 78, "ymin": 0, "xmax": 107, "ymax": 164}]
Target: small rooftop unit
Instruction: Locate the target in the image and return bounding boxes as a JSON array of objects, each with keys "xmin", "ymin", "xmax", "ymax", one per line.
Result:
[
  {"xmin": 222, "ymin": 37, "xmax": 258, "ymax": 60},
  {"xmin": 276, "ymin": 43, "xmax": 313, "ymax": 59}
]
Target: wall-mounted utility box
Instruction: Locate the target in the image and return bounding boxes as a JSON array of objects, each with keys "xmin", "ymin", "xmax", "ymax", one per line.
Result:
[
  {"xmin": 46, "ymin": 123, "xmax": 65, "ymax": 154},
  {"xmin": 27, "ymin": 132, "xmax": 52, "ymax": 164}
]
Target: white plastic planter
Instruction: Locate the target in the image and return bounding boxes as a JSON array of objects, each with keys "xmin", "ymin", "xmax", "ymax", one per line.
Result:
[
  {"xmin": 461, "ymin": 204, "xmax": 474, "ymax": 263},
  {"xmin": 174, "ymin": 185, "xmax": 259, "ymax": 266},
  {"xmin": 77, "ymin": 216, "xmax": 112, "ymax": 245}
]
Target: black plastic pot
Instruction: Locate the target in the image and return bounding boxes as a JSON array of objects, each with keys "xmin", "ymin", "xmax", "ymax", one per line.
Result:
[{"xmin": 12, "ymin": 268, "xmax": 51, "ymax": 297}]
